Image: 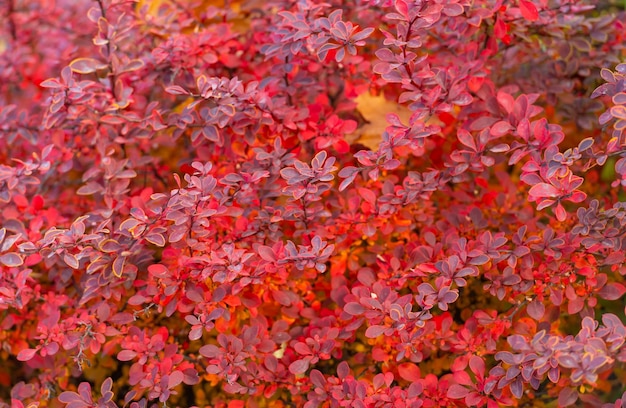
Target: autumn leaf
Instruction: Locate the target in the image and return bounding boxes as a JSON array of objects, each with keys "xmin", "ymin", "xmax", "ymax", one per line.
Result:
[{"xmin": 349, "ymin": 91, "xmax": 412, "ymax": 150}]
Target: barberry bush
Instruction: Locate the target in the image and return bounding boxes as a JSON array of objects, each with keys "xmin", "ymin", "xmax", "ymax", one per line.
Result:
[{"xmin": 1, "ymin": 0, "xmax": 625, "ymax": 406}]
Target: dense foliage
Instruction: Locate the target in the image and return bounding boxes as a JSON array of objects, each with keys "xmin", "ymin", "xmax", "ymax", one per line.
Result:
[{"xmin": 1, "ymin": 0, "xmax": 625, "ymax": 407}]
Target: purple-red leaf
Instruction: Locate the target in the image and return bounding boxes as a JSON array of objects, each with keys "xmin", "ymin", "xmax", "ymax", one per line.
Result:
[
  {"xmin": 529, "ymin": 183, "xmax": 559, "ymax": 198},
  {"xmin": 527, "ymin": 300, "xmax": 545, "ymax": 320},
  {"xmin": 365, "ymin": 325, "xmax": 387, "ymax": 338},
  {"xmin": 598, "ymin": 283, "xmax": 626, "ymax": 300},
  {"xmin": 289, "ymin": 359, "xmax": 310, "ymax": 375},
  {"xmin": 558, "ymin": 388, "xmax": 578, "ymax": 407},
  {"xmin": 447, "ymin": 384, "xmax": 470, "ymax": 399},
  {"xmin": 0, "ymin": 252, "xmax": 23, "ymax": 267},
  {"xmin": 17, "ymin": 348, "xmax": 38, "ymax": 361},
  {"xmin": 117, "ymin": 350, "xmax": 137, "ymax": 361}
]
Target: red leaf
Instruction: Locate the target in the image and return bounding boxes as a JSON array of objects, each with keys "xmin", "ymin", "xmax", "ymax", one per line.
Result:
[
  {"xmin": 145, "ymin": 233, "xmax": 166, "ymax": 247},
  {"xmin": 58, "ymin": 391, "xmax": 84, "ymax": 403},
  {"xmin": 289, "ymin": 359, "xmax": 310, "ymax": 375},
  {"xmin": 490, "ymin": 121, "xmax": 512, "ymax": 137},
  {"xmin": 168, "ymin": 371, "xmax": 184, "ymax": 388},
  {"xmin": 258, "ymin": 245, "xmax": 276, "ymax": 262},
  {"xmin": 0, "ymin": 252, "xmax": 23, "ymax": 267},
  {"xmin": 527, "ymin": 300, "xmax": 545, "ymax": 320},
  {"xmin": 117, "ymin": 350, "xmax": 137, "ymax": 361},
  {"xmin": 69, "ymin": 57, "xmax": 107, "ymax": 74},
  {"xmin": 398, "ymin": 363, "xmax": 421, "ymax": 382},
  {"xmin": 469, "ymin": 356, "xmax": 485, "ymax": 376},
  {"xmin": 365, "ymin": 325, "xmax": 387, "ymax": 338},
  {"xmin": 447, "ymin": 384, "xmax": 470, "ymax": 399},
  {"xmin": 344, "ymin": 302, "xmax": 366, "ymax": 316},
  {"xmin": 519, "ymin": 0, "xmax": 539, "ymax": 21},
  {"xmin": 529, "ymin": 183, "xmax": 559, "ymax": 198},
  {"xmin": 64, "ymin": 253, "xmax": 79, "ymax": 269},
  {"xmin": 16, "ymin": 348, "xmax": 38, "ymax": 361},
  {"xmin": 199, "ymin": 344, "xmax": 219, "ymax": 358},
  {"xmin": 598, "ymin": 283, "xmax": 626, "ymax": 300},
  {"xmin": 558, "ymin": 388, "xmax": 578, "ymax": 407},
  {"xmin": 310, "ymin": 370, "xmax": 326, "ymax": 388}
]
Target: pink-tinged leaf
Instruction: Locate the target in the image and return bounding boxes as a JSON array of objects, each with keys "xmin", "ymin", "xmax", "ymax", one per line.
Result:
[
  {"xmin": 294, "ymin": 342, "xmax": 312, "ymax": 356},
  {"xmin": 603, "ymin": 252, "xmax": 625, "ymax": 266},
  {"xmin": 44, "ymin": 342, "xmax": 59, "ymax": 355},
  {"xmin": 40, "ymin": 78, "xmax": 63, "ymax": 89},
  {"xmin": 611, "ymin": 105, "xmax": 626, "ymax": 120},
  {"xmin": 558, "ymin": 388, "xmax": 578, "ymax": 407},
  {"xmin": 519, "ymin": 0, "xmax": 539, "ymax": 21},
  {"xmin": 490, "ymin": 143, "xmax": 510, "ymax": 153},
  {"xmin": 117, "ymin": 350, "xmax": 137, "ymax": 361},
  {"xmin": 469, "ymin": 255, "xmax": 489, "ymax": 265},
  {"xmin": 69, "ymin": 57, "xmax": 107, "ymax": 74},
  {"xmin": 344, "ymin": 302, "xmax": 366, "ymax": 316},
  {"xmin": 554, "ymin": 203, "xmax": 567, "ymax": 222},
  {"xmin": 122, "ymin": 59, "xmax": 145, "ymax": 73},
  {"xmin": 339, "ymin": 173, "xmax": 357, "ymax": 192},
  {"xmin": 76, "ymin": 182, "xmax": 103, "ymax": 195},
  {"xmin": 568, "ymin": 297, "xmax": 584, "ymax": 314},
  {"xmin": 490, "ymin": 121, "xmax": 512, "ymax": 137},
  {"xmin": 188, "ymin": 327, "xmax": 203, "ymax": 341},
  {"xmin": 17, "ymin": 348, "xmax": 38, "ymax": 361},
  {"xmin": 310, "ymin": 370, "xmax": 326, "ymax": 388},
  {"xmin": 145, "ymin": 233, "xmax": 166, "ymax": 247},
  {"xmin": 289, "ymin": 359, "xmax": 310, "ymax": 375},
  {"xmin": 529, "ymin": 183, "xmax": 559, "ymax": 198},
  {"xmin": 165, "ymin": 85, "xmax": 189, "ymax": 95},
  {"xmin": 442, "ymin": 3, "xmax": 464, "ymax": 16},
  {"xmin": 101, "ymin": 377, "xmax": 113, "ymax": 394},
  {"xmin": 447, "ymin": 384, "xmax": 470, "ymax": 399},
  {"xmin": 469, "ymin": 356, "xmax": 485, "ymax": 376},
  {"xmin": 457, "ymin": 129, "xmax": 476, "ymax": 150},
  {"xmin": 536, "ymin": 198, "xmax": 555, "ymax": 211},
  {"xmin": 510, "ymin": 378, "xmax": 523, "ymax": 398},
  {"xmin": 148, "ymin": 264, "xmax": 169, "ymax": 278},
  {"xmin": 199, "ymin": 344, "xmax": 219, "ymax": 358},
  {"xmin": 272, "ymin": 290, "xmax": 294, "ymax": 306},
  {"xmin": 567, "ymin": 191, "xmax": 586, "ymax": 203},
  {"xmin": 337, "ymin": 361, "xmax": 350, "ymax": 379},
  {"xmin": 365, "ymin": 325, "xmax": 387, "ymax": 338},
  {"xmin": 598, "ymin": 283, "xmax": 626, "ymax": 300},
  {"xmin": 109, "ymin": 313, "xmax": 134, "ymax": 324},
  {"xmin": 613, "ymin": 93, "xmax": 626, "ymax": 104},
  {"xmin": 64, "ymin": 253, "xmax": 79, "ymax": 269},
  {"xmin": 58, "ymin": 391, "xmax": 84, "ymax": 403},
  {"xmin": 527, "ymin": 300, "xmax": 545, "ymax": 320},
  {"xmin": 0, "ymin": 252, "xmax": 23, "ymax": 267},
  {"xmin": 258, "ymin": 245, "xmax": 276, "ymax": 262},
  {"xmin": 168, "ymin": 371, "xmax": 184, "ymax": 388},
  {"xmin": 77, "ymin": 383, "xmax": 92, "ymax": 400},
  {"xmin": 112, "ymin": 256, "xmax": 126, "ymax": 278},
  {"xmin": 398, "ymin": 363, "xmax": 421, "ymax": 382}
]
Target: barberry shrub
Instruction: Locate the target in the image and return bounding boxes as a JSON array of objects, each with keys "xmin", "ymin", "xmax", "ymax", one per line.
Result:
[{"xmin": 0, "ymin": 0, "xmax": 625, "ymax": 407}]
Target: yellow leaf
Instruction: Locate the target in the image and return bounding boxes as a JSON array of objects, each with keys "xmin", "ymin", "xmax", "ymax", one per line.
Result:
[{"xmin": 349, "ymin": 91, "xmax": 412, "ymax": 150}]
